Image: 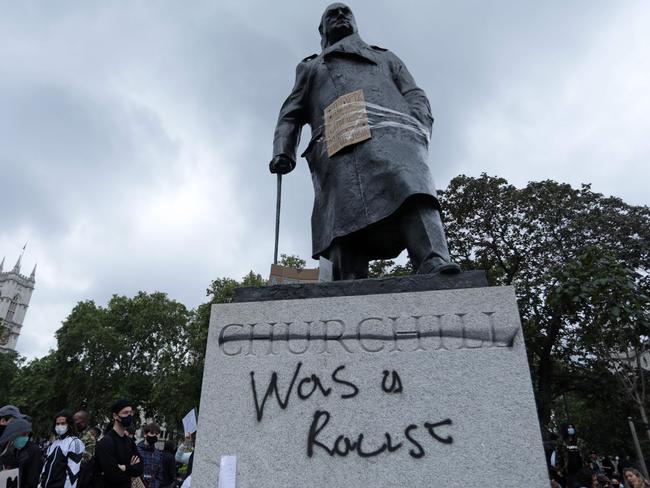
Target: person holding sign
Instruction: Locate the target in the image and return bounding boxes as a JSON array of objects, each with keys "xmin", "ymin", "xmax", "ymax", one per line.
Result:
[
  {"xmin": 270, "ymin": 3, "xmax": 460, "ymax": 280},
  {"xmin": 0, "ymin": 417, "xmax": 42, "ymax": 488}
]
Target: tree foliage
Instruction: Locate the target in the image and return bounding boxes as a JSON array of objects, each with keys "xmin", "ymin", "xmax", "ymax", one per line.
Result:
[
  {"xmin": 9, "ymin": 353, "xmax": 60, "ymax": 435},
  {"xmin": 548, "ymin": 247, "xmax": 650, "ymax": 442},
  {"xmin": 440, "ymin": 174, "xmax": 650, "ymax": 442},
  {"xmin": 279, "ymin": 254, "xmax": 306, "ymax": 270},
  {"xmin": 49, "ymin": 292, "xmax": 193, "ymax": 430},
  {"xmin": 368, "ymin": 259, "xmax": 414, "ymax": 278},
  {"xmin": 0, "ymin": 350, "xmax": 22, "ymax": 405}
]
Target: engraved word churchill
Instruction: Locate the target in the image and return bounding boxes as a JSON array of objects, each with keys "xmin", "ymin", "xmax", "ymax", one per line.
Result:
[{"xmin": 217, "ymin": 310, "xmax": 519, "ymax": 356}]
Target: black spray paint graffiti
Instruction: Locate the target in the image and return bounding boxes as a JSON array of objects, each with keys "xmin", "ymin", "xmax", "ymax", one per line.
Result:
[
  {"xmin": 219, "ymin": 312, "xmax": 518, "ymax": 356},
  {"xmin": 250, "ymin": 362, "xmax": 358, "ymax": 422},
  {"xmin": 250, "ymin": 362, "xmax": 454, "ymax": 458},
  {"xmin": 307, "ymin": 411, "xmax": 453, "ymax": 459},
  {"xmin": 381, "ymin": 370, "xmax": 403, "ymax": 393}
]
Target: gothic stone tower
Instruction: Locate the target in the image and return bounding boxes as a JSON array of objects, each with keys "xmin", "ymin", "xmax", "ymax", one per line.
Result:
[{"xmin": 0, "ymin": 254, "xmax": 36, "ymax": 353}]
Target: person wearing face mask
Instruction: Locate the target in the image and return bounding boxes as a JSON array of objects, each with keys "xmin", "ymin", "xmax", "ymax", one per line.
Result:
[
  {"xmin": 39, "ymin": 410, "xmax": 85, "ymax": 488},
  {"xmin": 0, "ymin": 406, "xmax": 19, "ymax": 469},
  {"xmin": 556, "ymin": 424, "xmax": 586, "ymax": 488},
  {"xmin": 0, "ymin": 417, "xmax": 43, "ymax": 488},
  {"xmin": 73, "ymin": 410, "xmax": 95, "ymax": 466},
  {"xmin": 137, "ymin": 423, "xmax": 163, "ymax": 488},
  {"xmin": 0, "ymin": 405, "xmax": 25, "ymax": 441},
  {"xmin": 94, "ymin": 399, "xmax": 143, "ymax": 488}
]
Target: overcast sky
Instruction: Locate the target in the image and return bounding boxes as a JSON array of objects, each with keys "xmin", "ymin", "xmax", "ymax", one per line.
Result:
[{"xmin": 2, "ymin": 1, "xmax": 648, "ymax": 360}]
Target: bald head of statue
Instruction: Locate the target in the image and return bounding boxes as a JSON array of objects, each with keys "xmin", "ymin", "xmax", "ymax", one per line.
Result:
[{"xmin": 319, "ymin": 3, "xmax": 358, "ymax": 49}]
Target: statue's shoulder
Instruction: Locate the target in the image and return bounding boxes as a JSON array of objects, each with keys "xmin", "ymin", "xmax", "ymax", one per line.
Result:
[
  {"xmin": 370, "ymin": 45, "xmax": 388, "ymax": 52},
  {"xmin": 294, "ymin": 53, "xmax": 318, "ymax": 79},
  {"xmin": 300, "ymin": 53, "xmax": 319, "ymax": 63}
]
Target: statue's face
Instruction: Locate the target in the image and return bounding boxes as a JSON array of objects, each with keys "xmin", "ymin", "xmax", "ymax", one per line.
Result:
[{"xmin": 322, "ymin": 3, "xmax": 356, "ymax": 44}]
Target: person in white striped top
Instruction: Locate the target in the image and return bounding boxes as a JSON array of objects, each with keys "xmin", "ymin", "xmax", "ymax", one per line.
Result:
[{"xmin": 40, "ymin": 411, "xmax": 84, "ymax": 488}]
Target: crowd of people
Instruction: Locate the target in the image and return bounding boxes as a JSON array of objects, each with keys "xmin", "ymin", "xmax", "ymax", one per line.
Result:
[
  {"xmin": 5, "ymin": 400, "xmax": 650, "ymax": 488},
  {"xmin": 546, "ymin": 424, "xmax": 650, "ymax": 488},
  {"xmin": 0, "ymin": 401, "xmax": 195, "ymax": 488}
]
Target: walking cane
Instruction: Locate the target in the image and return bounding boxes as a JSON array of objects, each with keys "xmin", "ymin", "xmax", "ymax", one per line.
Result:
[{"xmin": 273, "ymin": 173, "xmax": 282, "ymax": 265}]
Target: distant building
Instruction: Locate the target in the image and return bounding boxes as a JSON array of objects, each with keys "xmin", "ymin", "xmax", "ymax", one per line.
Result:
[
  {"xmin": 0, "ymin": 253, "xmax": 36, "ymax": 353},
  {"xmin": 268, "ymin": 264, "xmax": 320, "ymax": 285}
]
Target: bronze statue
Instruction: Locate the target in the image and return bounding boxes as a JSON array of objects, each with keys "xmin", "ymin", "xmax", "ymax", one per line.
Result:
[{"xmin": 270, "ymin": 3, "xmax": 460, "ymax": 280}]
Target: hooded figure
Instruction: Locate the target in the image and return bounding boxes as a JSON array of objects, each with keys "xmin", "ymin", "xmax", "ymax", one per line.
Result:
[
  {"xmin": 0, "ymin": 405, "xmax": 25, "ymax": 442},
  {"xmin": 270, "ymin": 3, "xmax": 460, "ymax": 280},
  {"xmin": 0, "ymin": 417, "xmax": 31, "ymax": 449},
  {"xmin": 0, "ymin": 418, "xmax": 42, "ymax": 488}
]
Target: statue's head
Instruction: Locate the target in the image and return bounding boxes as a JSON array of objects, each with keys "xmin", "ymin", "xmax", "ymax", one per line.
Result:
[{"xmin": 319, "ymin": 3, "xmax": 358, "ymax": 49}]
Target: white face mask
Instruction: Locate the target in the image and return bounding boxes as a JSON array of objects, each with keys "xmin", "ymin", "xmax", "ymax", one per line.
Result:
[{"xmin": 55, "ymin": 425, "xmax": 68, "ymax": 436}]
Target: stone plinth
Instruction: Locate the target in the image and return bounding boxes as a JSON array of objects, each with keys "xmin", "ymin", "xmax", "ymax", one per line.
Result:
[{"xmin": 193, "ymin": 278, "xmax": 548, "ymax": 487}]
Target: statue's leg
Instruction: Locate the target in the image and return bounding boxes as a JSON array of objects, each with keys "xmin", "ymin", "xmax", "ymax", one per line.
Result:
[
  {"xmin": 327, "ymin": 236, "xmax": 369, "ymax": 281},
  {"xmin": 399, "ymin": 201, "xmax": 460, "ymax": 275}
]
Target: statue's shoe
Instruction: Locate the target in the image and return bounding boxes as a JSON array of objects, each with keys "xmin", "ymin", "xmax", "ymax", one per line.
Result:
[
  {"xmin": 432, "ymin": 262, "xmax": 461, "ymax": 275},
  {"xmin": 417, "ymin": 258, "xmax": 461, "ymax": 275}
]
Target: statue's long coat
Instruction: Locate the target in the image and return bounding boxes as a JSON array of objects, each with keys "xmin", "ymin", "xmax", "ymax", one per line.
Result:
[{"xmin": 273, "ymin": 33, "xmax": 439, "ymax": 259}]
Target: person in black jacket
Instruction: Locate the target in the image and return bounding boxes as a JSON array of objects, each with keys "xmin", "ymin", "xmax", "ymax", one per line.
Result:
[
  {"xmin": 94, "ymin": 399, "xmax": 143, "ymax": 488},
  {"xmin": 160, "ymin": 440, "xmax": 177, "ymax": 488},
  {"xmin": 0, "ymin": 417, "xmax": 42, "ymax": 488}
]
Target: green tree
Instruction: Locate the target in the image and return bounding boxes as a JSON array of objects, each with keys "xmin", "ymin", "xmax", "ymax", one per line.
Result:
[
  {"xmin": 9, "ymin": 352, "xmax": 61, "ymax": 435},
  {"xmin": 206, "ymin": 271, "xmax": 266, "ymax": 304},
  {"xmin": 0, "ymin": 318, "xmax": 7, "ymax": 345},
  {"xmin": 549, "ymin": 247, "xmax": 650, "ymax": 442},
  {"xmin": 279, "ymin": 254, "xmax": 306, "ymax": 270},
  {"xmin": 368, "ymin": 259, "xmax": 414, "ymax": 278},
  {"xmin": 0, "ymin": 350, "xmax": 22, "ymax": 404},
  {"xmin": 440, "ymin": 174, "xmax": 650, "ymax": 430},
  {"xmin": 160, "ymin": 270, "xmax": 266, "ymax": 433},
  {"xmin": 52, "ymin": 292, "xmax": 192, "ymax": 427},
  {"xmin": 241, "ymin": 271, "xmax": 266, "ymax": 286}
]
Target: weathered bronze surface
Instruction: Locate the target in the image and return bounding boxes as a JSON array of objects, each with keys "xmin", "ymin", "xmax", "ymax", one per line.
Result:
[{"xmin": 270, "ymin": 3, "xmax": 460, "ymax": 280}]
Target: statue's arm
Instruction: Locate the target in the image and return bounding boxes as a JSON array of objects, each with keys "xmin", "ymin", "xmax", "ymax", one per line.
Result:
[
  {"xmin": 389, "ymin": 52, "xmax": 433, "ymax": 134},
  {"xmin": 270, "ymin": 57, "xmax": 313, "ymax": 174}
]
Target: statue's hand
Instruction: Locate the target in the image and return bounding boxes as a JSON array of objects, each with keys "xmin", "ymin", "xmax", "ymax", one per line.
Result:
[{"xmin": 269, "ymin": 154, "xmax": 295, "ymax": 175}]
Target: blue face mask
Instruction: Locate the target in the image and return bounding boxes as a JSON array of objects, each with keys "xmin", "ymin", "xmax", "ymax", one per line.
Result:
[
  {"xmin": 14, "ymin": 435, "xmax": 29, "ymax": 450},
  {"xmin": 567, "ymin": 428, "xmax": 576, "ymax": 436}
]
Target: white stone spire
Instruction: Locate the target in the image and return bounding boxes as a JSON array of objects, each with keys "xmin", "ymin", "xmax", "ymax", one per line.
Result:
[
  {"xmin": 29, "ymin": 263, "xmax": 37, "ymax": 281},
  {"xmin": 12, "ymin": 255, "xmax": 21, "ymax": 274},
  {"xmin": 0, "ymin": 256, "xmax": 4, "ymax": 272}
]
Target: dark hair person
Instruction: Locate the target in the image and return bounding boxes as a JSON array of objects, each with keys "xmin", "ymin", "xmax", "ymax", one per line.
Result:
[
  {"xmin": 624, "ymin": 468, "xmax": 650, "ymax": 488},
  {"xmin": 623, "ymin": 468, "xmax": 650, "ymax": 488},
  {"xmin": 94, "ymin": 399, "xmax": 143, "ymax": 488},
  {"xmin": 40, "ymin": 410, "xmax": 85, "ymax": 487}
]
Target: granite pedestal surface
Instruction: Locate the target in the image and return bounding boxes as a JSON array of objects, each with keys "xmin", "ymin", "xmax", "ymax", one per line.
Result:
[{"xmin": 193, "ymin": 273, "xmax": 548, "ymax": 487}]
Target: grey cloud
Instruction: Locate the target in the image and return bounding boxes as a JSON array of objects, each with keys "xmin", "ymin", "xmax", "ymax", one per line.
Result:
[
  {"xmin": 1, "ymin": 0, "xmax": 646, "ymax": 359},
  {"xmin": 0, "ymin": 78, "xmax": 178, "ymax": 236}
]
